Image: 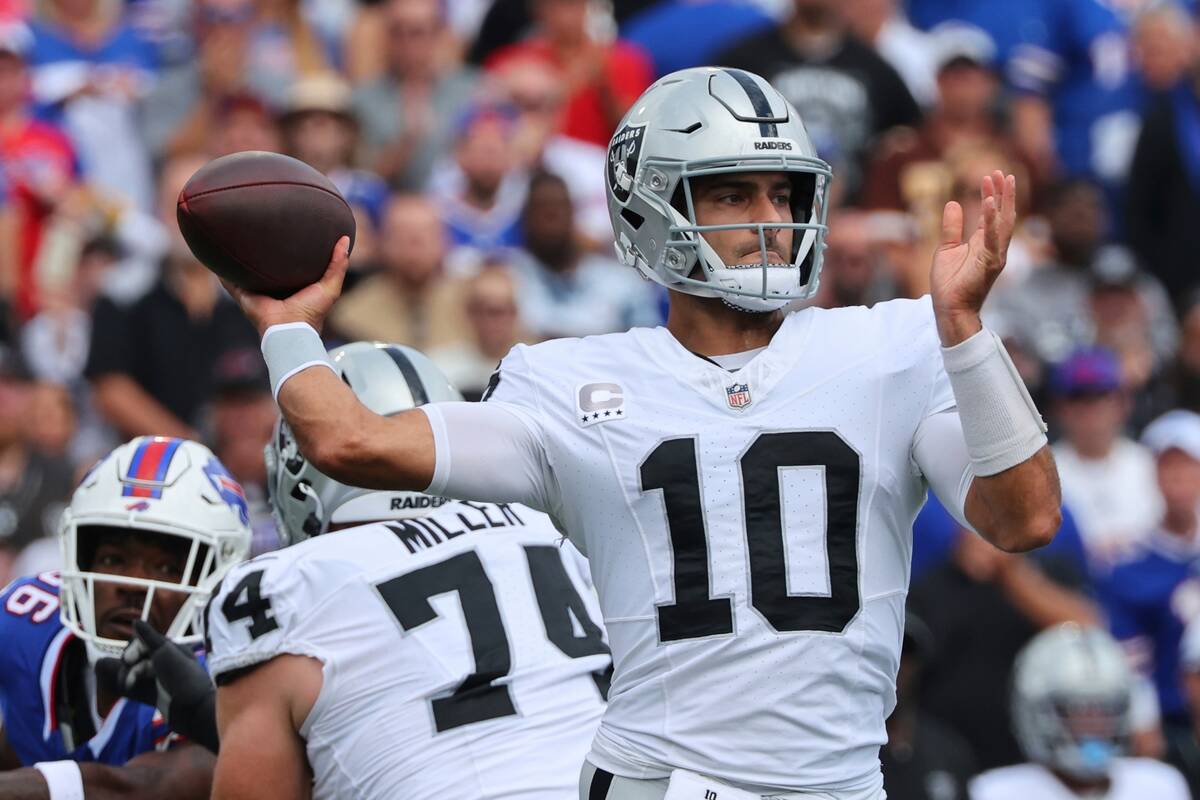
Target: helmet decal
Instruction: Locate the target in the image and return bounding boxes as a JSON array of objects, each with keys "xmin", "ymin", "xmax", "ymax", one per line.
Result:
[
  {"xmin": 121, "ymin": 436, "xmax": 184, "ymax": 499},
  {"xmin": 203, "ymin": 457, "xmax": 249, "ymax": 526},
  {"xmin": 607, "ymin": 124, "xmax": 645, "ymax": 205}
]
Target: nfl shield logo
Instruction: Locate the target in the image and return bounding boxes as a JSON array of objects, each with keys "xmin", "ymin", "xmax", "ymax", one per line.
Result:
[{"xmin": 726, "ymin": 383, "xmax": 752, "ymax": 410}]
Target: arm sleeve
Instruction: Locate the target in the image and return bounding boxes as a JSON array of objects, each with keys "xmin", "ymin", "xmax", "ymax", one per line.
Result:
[
  {"xmin": 419, "ymin": 345, "xmax": 560, "ymax": 514},
  {"xmin": 912, "ymin": 410, "xmax": 975, "ymax": 532}
]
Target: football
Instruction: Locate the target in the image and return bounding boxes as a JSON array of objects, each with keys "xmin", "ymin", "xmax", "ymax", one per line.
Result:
[{"xmin": 176, "ymin": 151, "xmax": 355, "ymax": 298}]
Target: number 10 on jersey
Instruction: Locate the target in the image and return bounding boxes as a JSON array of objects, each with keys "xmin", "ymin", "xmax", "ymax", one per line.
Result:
[{"xmin": 639, "ymin": 431, "xmax": 862, "ymax": 643}]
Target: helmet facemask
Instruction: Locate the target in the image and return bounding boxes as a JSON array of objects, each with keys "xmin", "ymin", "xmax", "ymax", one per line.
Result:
[
  {"xmin": 663, "ymin": 158, "xmax": 830, "ymax": 312},
  {"xmin": 60, "ymin": 522, "xmax": 225, "ymax": 662},
  {"xmin": 1018, "ymin": 691, "xmax": 1131, "ymax": 781}
]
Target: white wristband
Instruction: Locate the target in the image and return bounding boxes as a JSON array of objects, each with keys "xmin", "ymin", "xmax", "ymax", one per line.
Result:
[
  {"xmin": 34, "ymin": 761, "xmax": 84, "ymax": 800},
  {"xmin": 261, "ymin": 322, "xmax": 338, "ymax": 401},
  {"xmin": 941, "ymin": 327, "xmax": 1048, "ymax": 476}
]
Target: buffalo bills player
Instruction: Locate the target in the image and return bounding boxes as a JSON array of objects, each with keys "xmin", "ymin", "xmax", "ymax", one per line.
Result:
[{"xmin": 0, "ymin": 436, "xmax": 249, "ymax": 799}]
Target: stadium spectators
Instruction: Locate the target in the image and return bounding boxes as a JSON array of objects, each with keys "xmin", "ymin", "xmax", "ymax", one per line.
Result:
[
  {"xmin": 0, "ymin": 344, "xmax": 73, "ymax": 587},
  {"xmin": 328, "ymin": 193, "xmax": 470, "ymax": 350},
  {"xmin": 1098, "ymin": 410, "xmax": 1200, "ymax": 748},
  {"xmin": 717, "ymin": 0, "xmax": 921, "ymax": 198},
  {"xmin": 429, "ymin": 262, "xmax": 527, "ymax": 400},
  {"xmin": 909, "ymin": 519, "xmax": 1098, "ymax": 771},
  {"xmin": 483, "ymin": 0, "xmax": 653, "ymax": 147},
  {"xmin": 0, "ymin": 22, "xmax": 79, "ymax": 321},
  {"xmin": 83, "ymin": 154, "xmax": 259, "ymax": 440},
  {"xmin": 507, "ymin": 170, "xmax": 660, "ymax": 339},
  {"xmin": 1126, "ymin": 14, "xmax": 1200, "ymax": 312},
  {"xmin": 1048, "ymin": 347, "xmax": 1162, "ymax": 565},
  {"xmin": 25, "ymin": 0, "xmax": 158, "ymax": 212},
  {"xmin": 429, "ymin": 102, "xmax": 527, "ymax": 256},
  {"xmin": 353, "ymin": 0, "xmax": 479, "ymax": 189}
]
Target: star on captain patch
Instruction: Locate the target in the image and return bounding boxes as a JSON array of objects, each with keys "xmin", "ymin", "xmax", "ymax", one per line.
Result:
[{"xmin": 726, "ymin": 382, "xmax": 752, "ymax": 410}]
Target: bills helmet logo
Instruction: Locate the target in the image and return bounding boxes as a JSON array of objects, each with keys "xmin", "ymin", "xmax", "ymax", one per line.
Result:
[
  {"xmin": 125, "ymin": 501, "xmax": 151, "ymax": 512},
  {"xmin": 607, "ymin": 124, "xmax": 645, "ymax": 204},
  {"xmin": 203, "ymin": 458, "xmax": 249, "ymax": 525},
  {"xmin": 726, "ymin": 383, "xmax": 752, "ymax": 410}
]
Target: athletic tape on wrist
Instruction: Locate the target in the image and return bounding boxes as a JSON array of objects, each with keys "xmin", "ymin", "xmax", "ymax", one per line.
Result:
[
  {"xmin": 34, "ymin": 761, "xmax": 85, "ymax": 800},
  {"xmin": 941, "ymin": 327, "xmax": 1048, "ymax": 476},
  {"xmin": 261, "ymin": 322, "xmax": 337, "ymax": 401}
]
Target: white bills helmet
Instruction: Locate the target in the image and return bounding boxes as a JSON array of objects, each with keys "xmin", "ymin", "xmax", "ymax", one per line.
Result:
[
  {"xmin": 59, "ymin": 437, "xmax": 252, "ymax": 662},
  {"xmin": 1012, "ymin": 624, "xmax": 1133, "ymax": 781},
  {"xmin": 606, "ymin": 66, "xmax": 832, "ymax": 312},
  {"xmin": 265, "ymin": 342, "xmax": 462, "ymax": 544}
]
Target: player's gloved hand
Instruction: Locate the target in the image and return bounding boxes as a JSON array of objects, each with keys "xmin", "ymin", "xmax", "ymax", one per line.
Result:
[{"xmin": 95, "ymin": 619, "xmax": 221, "ymax": 754}]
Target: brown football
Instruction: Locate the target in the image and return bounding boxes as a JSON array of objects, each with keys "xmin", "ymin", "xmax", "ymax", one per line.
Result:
[{"xmin": 177, "ymin": 151, "xmax": 355, "ymax": 298}]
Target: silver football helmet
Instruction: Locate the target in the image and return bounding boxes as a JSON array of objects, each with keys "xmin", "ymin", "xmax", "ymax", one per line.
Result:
[
  {"xmin": 1012, "ymin": 624, "xmax": 1133, "ymax": 782},
  {"xmin": 606, "ymin": 67, "xmax": 832, "ymax": 312},
  {"xmin": 264, "ymin": 342, "xmax": 462, "ymax": 543}
]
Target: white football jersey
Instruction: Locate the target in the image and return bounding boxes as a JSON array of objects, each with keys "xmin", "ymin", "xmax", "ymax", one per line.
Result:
[
  {"xmin": 970, "ymin": 759, "xmax": 1190, "ymax": 800},
  {"xmin": 205, "ymin": 501, "xmax": 610, "ymax": 800},
  {"xmin": 461, "ymin": 296, "xmax": 958, "ymax": 794}
]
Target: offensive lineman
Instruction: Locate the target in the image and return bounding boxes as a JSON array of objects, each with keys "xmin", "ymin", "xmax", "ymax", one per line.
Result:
[
  {"xmin": 0, "ymin": 437, "xmax": 250, "ymax": 799},
  {"xmin": 970, "ymin": 625, "xmax": 1189, "ymax": 800},
  {"xmin": 227, "ymin": 68, "xmax": 1062, "ymax": 798},
  {"xmin": 188, "ymin": 344, "xmax": 609, "ymax": 798}
]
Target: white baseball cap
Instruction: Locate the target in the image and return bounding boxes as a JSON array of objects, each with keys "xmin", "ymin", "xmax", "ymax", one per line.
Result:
[{"xmin": 1141, "ymin": 409, "xmax": 1200, "ymax": 463}]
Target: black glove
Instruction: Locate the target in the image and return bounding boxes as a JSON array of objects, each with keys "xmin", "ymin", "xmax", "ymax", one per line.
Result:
[{"xmin": 95, "ymin": 619, "xmax": 221, "ymax": 753}]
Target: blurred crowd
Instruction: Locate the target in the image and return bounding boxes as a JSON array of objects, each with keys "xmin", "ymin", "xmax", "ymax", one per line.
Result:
[{"xmin": 0, "ymin": 0, "xmax": 1199, "ymax": 795}]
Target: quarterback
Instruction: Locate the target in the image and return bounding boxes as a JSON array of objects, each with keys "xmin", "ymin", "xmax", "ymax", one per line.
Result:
[
  {"xmin": 0, "ymin": 437, "xmax": 249, "ymax": 800},
  {"xmin": 229, "ymin": 68, "xmax": 1062, "ymax": 798}
]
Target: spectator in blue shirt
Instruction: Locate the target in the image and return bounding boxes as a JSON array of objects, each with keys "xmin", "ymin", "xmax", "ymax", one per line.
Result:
[{"xmin": 1098, "ymin": 410, "xmax": 1200, "ymax": 735}]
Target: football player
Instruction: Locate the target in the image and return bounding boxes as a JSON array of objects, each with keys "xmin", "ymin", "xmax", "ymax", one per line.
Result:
[
  {"xmin": 113, "ymin": 343, "xmax": 611, "ymax": 799},
  {"xmin": 229, "ymin": 67, "xmax": 1061, "ymax": 798},
  {"xmin": 0, "ymin": 436, "xmax": 250, "ymax": 800},
  {"xmin": 970, "ymin": 624, "xmax": 1189, "ymax": 799}
]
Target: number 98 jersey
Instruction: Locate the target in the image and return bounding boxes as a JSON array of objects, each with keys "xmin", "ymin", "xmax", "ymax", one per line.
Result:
[
  {"xmin": 457, "ymin": 296, "xmax": 957, "ymax": 796},
  {"xmin": 204, "ymin": 501, "xmax": 610, "ymax": 800}
]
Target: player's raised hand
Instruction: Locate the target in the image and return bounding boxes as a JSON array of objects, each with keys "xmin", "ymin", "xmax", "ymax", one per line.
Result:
[
  {"xmin": 224, "ymin": 236, "xmax": 351, "ymax": 337},
  {"xmin": 930, "ymin": 170, "xmax": 1017, "ymax": 345}
]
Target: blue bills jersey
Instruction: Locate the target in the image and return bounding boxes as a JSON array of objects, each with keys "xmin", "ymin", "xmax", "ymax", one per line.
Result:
[
  {"xmin": 1096, "ymin": 532, "xmax": 1200, "ymax": 719},
  {"xmin": 0, "ymin": 572, "xmax": 172, "ymax": 765}
]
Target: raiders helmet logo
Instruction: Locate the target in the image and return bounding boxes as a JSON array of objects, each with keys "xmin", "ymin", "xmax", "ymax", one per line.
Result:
[{"xmin": 607, "ymin": 124, "xmax": 645, "ymax": 204}]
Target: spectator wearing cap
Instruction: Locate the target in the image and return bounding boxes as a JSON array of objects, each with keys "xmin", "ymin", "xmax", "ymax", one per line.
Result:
[
  {"xmin": 83, "ymin": 153, "xmax": 259, "ymax": 441},
  {"xmin": 1126, "ymin": 7, "xmax": 1200, "ymax": 313},
  {"xmin": 328, "ymin": 193, "xmax": 471, "ymax": 352},
  {"xmin": 353, "ymin": 0, "xmax": 479, "ymax": 190},
  {"xmin": 1050, "ymin": 345, "xmax": 1163, "ymax": 565},
  {"xmin": 483, "ymin": 0, "xmax": 653, "ymax": 148},
  {"xmin": 281, "ymin": 71, "xmax": 389, "ymax": 239},
  {"xmin": 428, "ymin": 101, "xmax": 528, "ymax": 258},
  {"xmin": 1097, "ymin": 410, "xmax": 1200, "ymax": 749},
  {"xmin": 0, "ymin": 21, "xmax": 81, "ymax": 321},
  {"xmin": 0, "ymin": 344, "xmax": 74, "ymax": 587}
]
